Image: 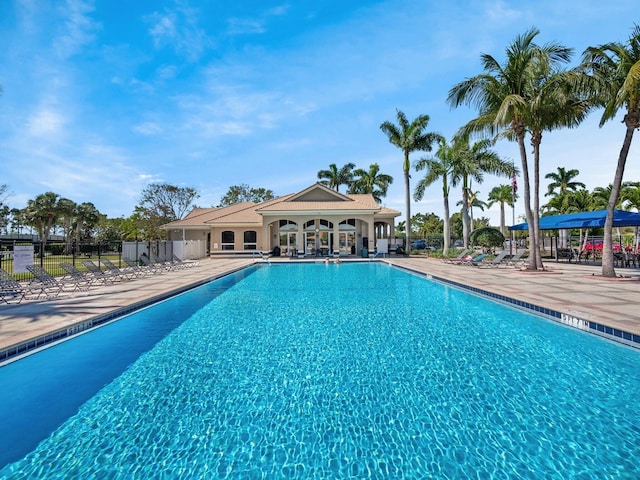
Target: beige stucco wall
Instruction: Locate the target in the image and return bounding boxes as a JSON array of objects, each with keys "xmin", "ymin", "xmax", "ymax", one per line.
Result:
[{"xmin": 209, "ymin": 226, "xmax": 263, "ymax": 253}]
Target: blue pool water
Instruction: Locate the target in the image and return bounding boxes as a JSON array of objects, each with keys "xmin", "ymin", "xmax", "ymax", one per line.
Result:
[{"xmin": 1, "ymin": 263, "xmax": 639, "ymax": 478}]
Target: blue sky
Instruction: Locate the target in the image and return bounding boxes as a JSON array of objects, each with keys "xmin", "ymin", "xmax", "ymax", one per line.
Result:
[{"xmin": 1, "ymin": 0, "xmax": 639, "ymax": 226}]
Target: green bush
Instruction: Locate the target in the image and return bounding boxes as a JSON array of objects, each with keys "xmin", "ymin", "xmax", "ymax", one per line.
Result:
[{"xmin": 469, "ymin": 227, "xmax": 505, "ymax": 250}]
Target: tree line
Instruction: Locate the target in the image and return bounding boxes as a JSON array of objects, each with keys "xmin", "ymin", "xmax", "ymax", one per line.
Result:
[{"xmin": 378, "ymin": 25, "xmax": 640, "ymax": 278}]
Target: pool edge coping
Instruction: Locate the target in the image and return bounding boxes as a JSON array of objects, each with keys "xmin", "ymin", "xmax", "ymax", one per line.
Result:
[
  {"xmin": 0, "ymin": 264, "xmax": 252, "ymax": 366},
  {"xmin": 389, "ymin": 262, "xmax": 640, "ymax": 350}
]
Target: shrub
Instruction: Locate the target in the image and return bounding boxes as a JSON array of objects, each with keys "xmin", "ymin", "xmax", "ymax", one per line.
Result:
[{"xmin": 469, "ymin": 227, "xmax": 505, "ymax": 250}]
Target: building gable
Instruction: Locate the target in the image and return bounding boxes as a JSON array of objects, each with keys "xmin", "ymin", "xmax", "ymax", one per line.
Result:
[{"xmin": 288, "ymin": 183, "xmax": 353, "ymax": 203}]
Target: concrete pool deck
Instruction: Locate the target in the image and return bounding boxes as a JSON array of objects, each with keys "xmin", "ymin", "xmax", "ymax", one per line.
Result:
[{"xmin": 1, "ymin": 256, "xmax": 639, "ymax": 363}]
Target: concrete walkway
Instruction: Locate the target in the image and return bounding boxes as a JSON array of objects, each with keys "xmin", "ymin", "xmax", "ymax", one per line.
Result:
[
  {"xmin": 1, "ymin": 256, "xmax": 639, "ymax": 364},
  {"xmin": 387, "ymin": 257, "xmax": 640, "ymax": 337},
  {"xmin": 0, "ymin": 258, "xmax": 255, "ymax": 363}
]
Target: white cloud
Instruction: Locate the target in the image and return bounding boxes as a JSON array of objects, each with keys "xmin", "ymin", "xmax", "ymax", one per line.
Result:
[
  {"xmin": 146, "ymin": 3, "xmax": 213, "ymax": 62},
  {"xmin": 52, "ymin": 0, "xmax": 101, "ymax": 59},
  {"xmin": 133, "ymin": 122, "xmax": 164, "ymax": 136},
  {"xmin": 27, "ymin": 108, "xmax": 66, "ymax": 137}
]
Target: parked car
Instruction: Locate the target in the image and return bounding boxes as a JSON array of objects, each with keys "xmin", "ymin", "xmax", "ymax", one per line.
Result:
[
  {"xmin": 583, "ymin": 240, "xmax": 622, "ymax": 252},
  {"xmin": 453, "ymin": 240, "xmax": 464, "ymax": 248},
  {"xmin": 411, "ymin": 239, "xmax": 427, "ymax": 250}
]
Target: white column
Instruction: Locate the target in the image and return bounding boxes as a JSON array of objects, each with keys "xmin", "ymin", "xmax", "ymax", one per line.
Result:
[
  {"xmin": 261, "ymin": 220, "xmax": 270, "ymax": 252},
  {"xmin": 368, "ymin": 221, "xmax": 375, "ymax": 252},
  {"xmin": 297, "ymin": 222, "xmax": 304, "ymax": 255}
]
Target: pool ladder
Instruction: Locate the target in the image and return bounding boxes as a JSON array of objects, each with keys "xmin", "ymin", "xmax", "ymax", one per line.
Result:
[{"xmin": 253, "ymin": 251, "xmax": 271, "ymax": 264}]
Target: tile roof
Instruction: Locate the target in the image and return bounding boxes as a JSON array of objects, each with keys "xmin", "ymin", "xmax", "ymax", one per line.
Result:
[{"xmin": 161, "ymin": 184, "xmax": 400, "ymax": 229}]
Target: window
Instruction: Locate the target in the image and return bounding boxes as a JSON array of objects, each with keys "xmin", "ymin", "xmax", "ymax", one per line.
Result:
[
  {"xmin": 243, "ymin": 230, "xmax": 257, "ymax": 250},
  {"xmin": 221, "ymin": 231, "xmax": 235, "ymax": 250}
]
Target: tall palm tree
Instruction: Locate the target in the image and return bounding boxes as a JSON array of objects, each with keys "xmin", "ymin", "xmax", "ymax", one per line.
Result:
[
  {"xmin": 448, "ymin": 28, "xmax": 583, "ymax": 270},
  {"xmin": 349, "ymin": 163, "xmax": 393, "ymax": 204},
  {"xmin": 457, "ymin": 190, "xmax": 488, "ymax": 233},
  {"xmin": 317, "ymin": 163, "xmax": 355, "ymax": 192},
  {"xmin": 450, "ymin": 138, "xmax": 515, "ymax": 248},
  {"xmin": 581, "ymin": 24, "xmax": 640, "ymax": 277},
  {"xmin": 380, "ymin": 110, "xmax": 439, "ymax": 246},
  {"xmin": 544, "ymin": 167, "xmax": 586, "ymax": 247},
  {"xmin": 413, "ymin": 135, "xmax": 455, "ymax": 253},
  {"xmin": 487, "ymin": 184, "xmax": 516, "ymax": 235},
  {"xmin": 545, "ymin": 167, "xmax": 586, "ymax": 199}
]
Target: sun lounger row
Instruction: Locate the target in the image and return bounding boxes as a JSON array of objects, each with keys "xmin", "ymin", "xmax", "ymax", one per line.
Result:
[
  {"xmin": 1, "ymin": 255, "xmax": 199, "ymax": 304},
  {"xmin": 444, "ymin": 250, "xmax": 528, "ymax": 268}
]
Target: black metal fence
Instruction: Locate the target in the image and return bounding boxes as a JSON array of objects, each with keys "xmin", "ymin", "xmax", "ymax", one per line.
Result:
[{"xmin": 0, "ymin": 240, "xmax": 174, "ymax": 282}]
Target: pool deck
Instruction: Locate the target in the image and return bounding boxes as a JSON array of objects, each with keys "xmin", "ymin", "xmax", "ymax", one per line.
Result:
[{"xmin": 1, "ymin": 255, "xmax": 639, "ymax": 364}]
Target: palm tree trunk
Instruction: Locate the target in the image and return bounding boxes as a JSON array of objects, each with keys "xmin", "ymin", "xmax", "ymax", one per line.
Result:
[
  {"xmin": 532, "ymin": 135, "xmax": 544, "ymax": 269},
  {"xmin": 461, "ymin": 184, "xmax": 470, "ymax": 249},
  {"xmin": 404, "ymin": 152, "xmax": 412, "ymax": 249},
  {"xmin": 500, "ymin": 202, "xmax": 505, "ymax": 236},
  {"xmin": 443, "ymin": 194, "xmax": 451, "ymax": 255},
  {"xmin": 516, "ymin": 132, "xmax": 537, "ymax": 270},
  {"xmin": 602, "ymin": 125, "xmax": 635, "ymax": 277}
]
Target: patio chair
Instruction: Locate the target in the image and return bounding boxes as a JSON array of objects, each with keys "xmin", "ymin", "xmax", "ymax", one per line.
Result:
[
  {"xmin": 0, "ymin": 268, "xmax": 41, "ymax": 304},
  {"xmin": 81, "ymin": 260, "xmax": 122, "ymax": 284},
  {"xmin": 59, "ymin": 262, "xmax": 97, "ymax": 290},
  {"xmin": 505, "ymin": 250, "xmax": 528, "ymax": 267},
  {"xmin": 151, "ymin": 253, "xmax": 180, "ymax": 271},
  {"xmin": 101, "ymin": 259, "xmax": 137, "ymax": 280},
  {"xmin": 458, "ymin": 253, "xmax": 489, "ymax": 266},
  {"xmin": 25, "ymin": 264, "xmax": 74, "ymax": 297},
  {"xmin": 122, "ymin": 257, "xmax": 155, "ymax": 276},
  {"xmin": 172, "ymin": 253, "xmax": 199, "ymax": 268},
  {"xmin": 478, "ymin": 251, "xmax": 510, "ymax": 268},
  {"xmin": 139, "ymin": 254, "xmax": 170, "ymax": 273},
  {"xmin": 442, "ymin": 248, "xmax": 470, "ymax": 264}
]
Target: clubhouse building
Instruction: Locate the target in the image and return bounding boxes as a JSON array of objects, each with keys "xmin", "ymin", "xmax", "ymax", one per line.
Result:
[{"xmin": 162, "ymin": 183, "xmax": 401, "ymax": 257}]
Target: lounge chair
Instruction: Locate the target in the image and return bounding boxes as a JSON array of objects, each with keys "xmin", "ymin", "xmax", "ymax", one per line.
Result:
[
  {"xmin": 458, "ymin": 253, "xmax": 489, "ymax": 266},
  {"xmin": 59, "ymin": 262, "xmax": 97, "ymax": 290},
  {"xmin": 25, "ymin": 264, "xmax": 75, "ymax": 296},
  {"xmin": 442, "ymin": 249, "xmax": 470, "ymax": 264},
  {"xmin": 0, "ymin": 268, "xmax": 41, "ymax": 304},
  {"xmin": 82, "ymin": 260, "xmax": 122, "ymax": 284},
  {"xmin": 123, "ymin": 257, "xmax": 155, "ymax": 276},
  {"xmin": 151, "ymin": 253, "xmax": 180, "ymax": 271},
  {"xmin": 101, "ymin": 259, "xmax": 137, "ymax": 280},
  {"xmin": 505, "ymin": 250, "xmax": 528, "ymax": 267},
  {"xmin": 140, "ymin": 254, "xmax": 170, "ymax": 273},
  {"xmin": 172, "ymin": 253, "xmax": 199, "ymax": 268},
  {"xmin": 478, "ymin": 251, "xmax": 510, "ymax": 268}
]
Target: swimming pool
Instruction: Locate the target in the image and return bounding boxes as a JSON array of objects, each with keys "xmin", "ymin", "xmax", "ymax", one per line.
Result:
[{"xmin": 1, "ymin": 262, "xmax": 639, "ymax": 478}]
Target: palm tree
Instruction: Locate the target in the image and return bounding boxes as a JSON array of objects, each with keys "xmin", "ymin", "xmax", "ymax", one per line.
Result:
[
  {"xmin": 380, "ymin": 110, "xmax": 439, "ymax": 246},
  {"xmin": 317, "ymin": 163, "xmax": 355, "ymax": 192},
  {"xmin": 487, "ymin": 185, "xmax": 516, "ymax": 235},
  {"xmin": 544, "ymin": 167, "xmax": 586, "ymax": 247},
  {"xmin": 413, "ymin": 135, "xmax": 456, "ymax": 254},
  {"xmin": 57, "ymin": 198, "xmax": 77, "ymax": 254},
  {"xmin": 449, "ymin": 138, "xmax": 515, "ymax": 248},
  {"xmin": 22, "ymin": 192, "xmax": 62, "ymax": 245},
  {"xmin": 349, "ymin": 163, "xmax": 393, "ymax": 204},
  {"xmin": 581, "ymin": 24, "xmax": 640, "ymax": 277},
  {"xmin": 592, "ymin": 184, "xmax": 630, "ymax": 210},
  {"xmin": 545, "ymin": 167, "xmax": 586, "ymax": 199},
  {"xmin": 457, "ymin": 190, "xmax": 488, "ymax": 233},
  {"xmin": 74, "ymin": 202, "xmax": 103, "ymax": 243},
  {"xmin": 621, "ymin": 182, "xmax": 640, "ymax": 250},
  {"xmin": 448, "ymin": 28, "xmax": 584, "ymax": 270}
]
